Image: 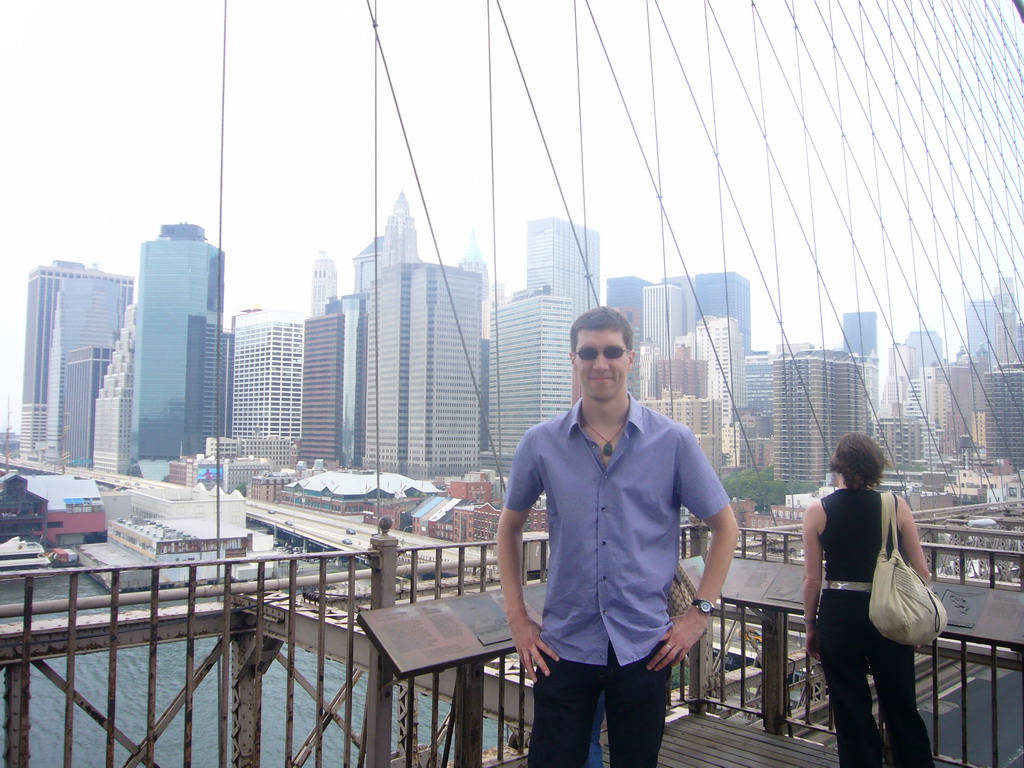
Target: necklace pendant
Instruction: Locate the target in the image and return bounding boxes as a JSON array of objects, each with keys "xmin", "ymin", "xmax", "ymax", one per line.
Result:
[{"xmin": 602, "ymin": 443, "xmax": 613, "ymax": 457}]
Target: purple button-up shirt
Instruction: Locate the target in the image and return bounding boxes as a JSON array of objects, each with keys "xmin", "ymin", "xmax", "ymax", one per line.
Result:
[{"xmin": 505, "ymin": 398, "xmax": 730, "ymax": 666}]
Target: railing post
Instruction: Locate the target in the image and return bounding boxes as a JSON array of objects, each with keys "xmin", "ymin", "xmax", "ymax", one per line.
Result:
[
  {"xmin": 366, "ymin": 521, "xmax": 399, "ymax": 768},
  {"xmin": 686, "ymin": 627, "xmax": 712, "ymax": 716},
  {"xmin": 686, "ymin": 525, "xmax": 711, "ymax": 715},
  {"xmin": 453, "ymin": 662, "xmax": 484, "ymax": 768},
  {"xmin": 760, "ymin": 607, "xmax": 788, "ymax": 734},
  {"xmin": 3, "ymin": 664, "xmax": 29, "ymax": 768}
]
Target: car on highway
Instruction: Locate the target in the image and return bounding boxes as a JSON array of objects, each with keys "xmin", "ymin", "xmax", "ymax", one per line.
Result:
[
  {"xmin": 266, "ymin": 510, "xmax": 275, "ymax": 514},
  {"xmin": 284, "ymin": 521, "xmax": 294, "ymax": 526},
  {"xmin": 342, "ymin": 538, "xmax": 353, "ymax": 545},
  {"xmin": 345, "ymin": 528, "xmax": 356, "ymax": 535}
]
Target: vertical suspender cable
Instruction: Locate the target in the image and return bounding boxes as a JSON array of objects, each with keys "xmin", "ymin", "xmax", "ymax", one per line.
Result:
[
  {"xmin": 574, "ymin": 0, "xmax": 593, "ymax": 312},
  {"xmin": 214, "ymin": 2, "xmax": 229, "ymax": 765},
  {"xmin": 372, "ymin": 0, "xmax": 381, "ymax": 519},
  {"xmin": 487, "ymin": 0, "xmax": 507, "ymax": 491},
  {"xmin": 645, "ymin": 0, "xmax": 674, "ymax": 408}
]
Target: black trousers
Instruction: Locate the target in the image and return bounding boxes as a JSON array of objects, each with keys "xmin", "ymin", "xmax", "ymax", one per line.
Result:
[
  {"xmin": 817, "ymin": 590, "xmax": 936, "ymax": 768},
  {"xmin": 527, "ymin": 644, "xmax": 670, "ymax": 768}
]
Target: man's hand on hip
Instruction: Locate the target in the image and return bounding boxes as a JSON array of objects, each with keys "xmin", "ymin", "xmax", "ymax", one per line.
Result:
[
  {"xmin": 647, "ymin": 610, "xmax": 710, "ymax": 671},
  {"xmin": 508, "ymin": 612, "xmax": 558, "ymax": 682}
]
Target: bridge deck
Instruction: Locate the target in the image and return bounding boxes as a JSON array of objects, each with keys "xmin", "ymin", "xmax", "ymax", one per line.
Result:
[{"xmin": 597, "ymin": 715, "xmax": 841, "ymax": 768}]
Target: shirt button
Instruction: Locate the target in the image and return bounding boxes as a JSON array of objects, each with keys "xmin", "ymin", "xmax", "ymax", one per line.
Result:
[
  {"xmin": 601, "ymin": 541, "xmax": 607, "ymax": 546},
  {"xmin": 602, "ymin": 575, "xmax": 607, "ymax": 581},
  {"xmin": 600, "ymin": 506, "xmax": 606, "ymax": 512},
  {"xmin": 603, "ymin": 609, "xmax": 608, "ymax": 615}
]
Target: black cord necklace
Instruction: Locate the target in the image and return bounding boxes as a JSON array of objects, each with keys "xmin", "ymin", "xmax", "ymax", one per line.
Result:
[{"xmin": 582, "ymin": 419, "xmax": 627, "ymax": 456}]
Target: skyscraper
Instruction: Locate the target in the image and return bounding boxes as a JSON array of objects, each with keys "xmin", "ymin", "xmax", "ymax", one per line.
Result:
[
  {"xmin": 664, "ymin": 275, "xmax": 698, "ymax": 337},
  {"xmin": 985, "ymin": 364, "xmax": 1024, "ymax": 471},
  {"xmin": 459, "ymin": 230, "xmax": 489, "ymax": 293},
  {"xmin": 694, "ymin": 271, "xmax": 752, "ymax": 354},
  {"xmin": 232, "ymin": 309, "xmax": 304, "ymax": 441},
  {"xmin": 93, "ymin": 305, "xmax": 137, "ymax": 475},
  {"xmin": 842, "ymin": 311, "xmax": 878, "ymax": 358},
  {"xmin": 966, "ymin": 298, "xmax": 998, "ymax": 357},
  {"xmin": 21, "ymin": 262, "xmax": 132, "ymax": 456},
  {"xmin": 64, "ymin": 346, "xmax": 113, "ymax": 465},
  {"xmin": 488, "ymin": 289, "xmax": 573, "ymax": 473},
  {"xmin": 643, "ymin": 283, "xmax": 683, "ymax": 358},
  {"xmin": 694, "ymin": 315, "xmax": 747, "ymax": 428},
  {"xmin": 774, "ymin": 350, "xmax": 870, "ymax": 483},
  {"xmin": 365, "ymin": 194, "xmax": 483, "ymax": 478},
  {"xmin": 45, "ymin": 276, "xmax": 131, "ymax": 458},
  {"xmin": 993, "ymin": 278, "xmax": 1021, "ymax": 367},
  {"xmin": 382, "ymin": 191, "xmax": 418, "ymax": 268},
  {"xmin": 905, "ymin": 329, "xmax": 943, "ymax": 369},
  {"xmin": 745, "ymin": 350, "xmax": 778, "ymax": 417},
  {"xmin": 132, "ymin": 224, "xmax": 224, "ymax": 472},
  {"xmin": 526, "ymin": 217, "xmax": 600, "ymax": 319},
  {"xmin": 352, "ymin": 236, "xmax": 384, "ymax": 294},
  {"xmin": 299, "ymin": 294, "xmax": 367, "ymax": 468},
  {"xmin": 310, "ymin": 253, "xmax": 337, "ymax": 318}
]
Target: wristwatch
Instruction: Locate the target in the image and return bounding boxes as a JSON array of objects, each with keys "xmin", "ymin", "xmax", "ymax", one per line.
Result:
[{"xmin": 691, "ymin": 598, "xmax": 714, "ymax": 616}]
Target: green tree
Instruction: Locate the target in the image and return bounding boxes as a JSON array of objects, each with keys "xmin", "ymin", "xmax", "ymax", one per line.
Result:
[{"xmin": 722, "ymin": 466, "xmax": 817, "ymax": 509}]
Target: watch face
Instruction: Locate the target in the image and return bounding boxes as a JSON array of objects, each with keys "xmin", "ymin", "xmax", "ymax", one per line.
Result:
[{"xmin": 693, "ymin": 599, "xmax": 713, "ymax": 615}]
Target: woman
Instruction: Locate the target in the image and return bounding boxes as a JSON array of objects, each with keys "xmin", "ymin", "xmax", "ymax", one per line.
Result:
[{"xmin": 802, "ymin": 433, "xmax": 936, "ymax": 767}]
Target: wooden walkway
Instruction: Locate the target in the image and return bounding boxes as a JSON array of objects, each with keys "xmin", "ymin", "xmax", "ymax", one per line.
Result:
[{"xmin": 600, "ymin": 714, "xmax": 841, "ymax": 768}]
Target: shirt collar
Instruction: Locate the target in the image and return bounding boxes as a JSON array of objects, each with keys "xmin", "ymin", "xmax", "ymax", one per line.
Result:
[{"xmin": 566, "ymin": 396, "xmax": 645, "ymax": 436}]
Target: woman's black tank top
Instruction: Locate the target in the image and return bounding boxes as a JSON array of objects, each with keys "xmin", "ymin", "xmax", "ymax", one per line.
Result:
[{"xmin": 819, "ymin": 489, "xmax": 899, "ymax": 582}]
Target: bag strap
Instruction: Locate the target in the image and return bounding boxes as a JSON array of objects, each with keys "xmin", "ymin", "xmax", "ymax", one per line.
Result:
[{"xmin": 879, "ymin": 491, "xmax": 899, "ymax": 558}]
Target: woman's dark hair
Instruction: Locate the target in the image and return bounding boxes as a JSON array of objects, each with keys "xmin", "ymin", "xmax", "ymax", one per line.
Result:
[
  {"xmin": 570, "ymin": 306, "xmax": 634, "ymax": 351},
  {"xmin": 829, "ymin": 432, "xmax": 887, "ymax": 490}
]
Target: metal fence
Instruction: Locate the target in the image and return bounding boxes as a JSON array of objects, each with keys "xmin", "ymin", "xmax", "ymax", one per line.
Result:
[{"xmin": 0, "ymin": 523, "xmax": 1020, "ymax": 767}]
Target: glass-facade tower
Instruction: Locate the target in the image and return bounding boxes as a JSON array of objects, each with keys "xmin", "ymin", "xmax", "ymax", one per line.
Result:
[
  {"xmin": 132, "ymin": 224, "xmax": 224, "ymax": 470},
  {"xmin": 527, "ymin": 218, "xmax": 600, "ymax": 319},
  {"xmin": 694, "ymin": 271, "xmax": 752, "ymax": 354},
  {"xmin": 488, "ymin": 289, "xmax": 573, "ymax": 474},
  {"xmin": 21, "ymin": 261, "xmax": 132, "ymax": 456}
]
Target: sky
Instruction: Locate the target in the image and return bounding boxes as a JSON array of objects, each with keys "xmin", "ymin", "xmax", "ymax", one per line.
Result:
[{"xmin": 2, "ymin": 1, "xmax": 1019, "ymax": 431}]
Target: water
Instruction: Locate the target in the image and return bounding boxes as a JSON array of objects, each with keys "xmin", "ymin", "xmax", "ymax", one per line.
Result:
[
  {"xmin": 0, "ymin": 573, "xmax": 368, "ymax": 767},
  {"xmin": 0, "ymin": 572, "xmax": 503, "ymax": 766}
]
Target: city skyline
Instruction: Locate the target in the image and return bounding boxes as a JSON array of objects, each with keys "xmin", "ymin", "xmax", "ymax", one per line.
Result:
[{"xmin": 3, "ymin": 2, "xmax": 1015, "ymax": 428}]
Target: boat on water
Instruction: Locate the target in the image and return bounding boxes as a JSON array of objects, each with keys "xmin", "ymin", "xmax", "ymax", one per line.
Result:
[{"xmin": 0, "ymin": 537, "xmax": 51, "ymax": 571}]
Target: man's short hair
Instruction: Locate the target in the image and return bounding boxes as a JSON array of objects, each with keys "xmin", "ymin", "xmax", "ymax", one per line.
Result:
[{"xmin": 570, "ymin": 307, "xmax": 634, "ymax": 351}]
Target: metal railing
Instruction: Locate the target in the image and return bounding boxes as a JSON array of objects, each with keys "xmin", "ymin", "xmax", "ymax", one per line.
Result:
[{"xmin": 0, "ymin": 522, "xmax": 1020, "ymax": 767}]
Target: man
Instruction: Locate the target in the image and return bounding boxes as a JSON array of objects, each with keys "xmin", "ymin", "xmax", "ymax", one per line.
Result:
[{"xmin": 497, "ymin": 306, "xmax": 738, "ymax": 768}]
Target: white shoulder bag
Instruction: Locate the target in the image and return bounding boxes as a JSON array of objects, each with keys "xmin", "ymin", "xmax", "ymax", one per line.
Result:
[{"xmin": 868, "ymin": 492, "xmax": 947, "ymax": 645}]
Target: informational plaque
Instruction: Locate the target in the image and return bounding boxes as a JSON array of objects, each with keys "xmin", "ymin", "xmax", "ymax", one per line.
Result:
[
  {"xmin": 722, "ymin": 559, "xmax": 778, "ymax": 602},
  {"xmin": 766, "ymin": 565, "xmax": 805, "ymax": 605},
  {"xmin": 932, "ymin": 583, "xmax": 1024, "ymax": 645},
  {"xmin": 359, "ymin": 584, "xmax": 546, "ymax": 678},
  {"xmin": 939, "ymin": 585, "xmax": 985, "ymax": 630}
]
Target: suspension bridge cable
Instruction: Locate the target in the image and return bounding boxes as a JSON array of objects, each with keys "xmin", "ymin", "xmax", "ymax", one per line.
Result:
[
  {"xmin": 573, "ymin": 0, "xmax": 594, "ymax": 313},
  {"xmin": 492, "ymin": 0, "xmax": 601, "ymax": 311},
  {"xmin": 486, "ymin": 0, "xmax": 506, "ymax": 491},
  {"xmin": 644, "ymin": 0, "xmax": 677, "ymax": 411},
  {"xmin": 214, "ymin": 2, "xmax": 229, "ymax": 765},
  {"xmin": 364, "ymin": 0, "xmax": 506, "ymax": 480},
  {"xmin": 371, "ymin": 0, "xmax": 381, "ymax": 519},
  {"xmin": 703, "ymin": 2, "xmax": 745, "ymax": 485},
  {"xmin": 752, "ymin": 1, "xmax": 1002, "ymax": 484},
  {"xmin": 809, "ymin": 0, "xmax": 1023, "ymax": 484},
  {"xmin": 586, "ymin": 0, "xmax": 825, "ymax": 499},
  {"xmin": 752, "ymin": 0, "xmax": 788, "ymax": 515},
  {"xmin": 652, "ymin": 0, "xmax": 835, "ymax": 485}
]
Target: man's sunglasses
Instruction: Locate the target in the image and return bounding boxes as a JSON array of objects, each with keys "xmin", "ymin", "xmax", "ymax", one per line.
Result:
[{"xmin": 575, "ymin": 346, "xmax": 627, "ymax": 361}]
